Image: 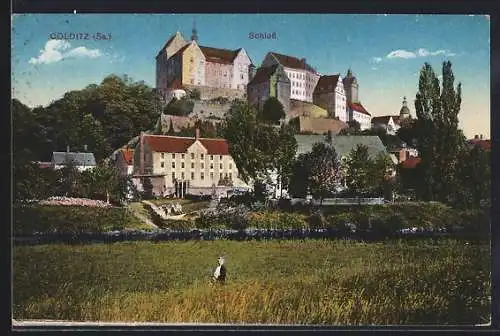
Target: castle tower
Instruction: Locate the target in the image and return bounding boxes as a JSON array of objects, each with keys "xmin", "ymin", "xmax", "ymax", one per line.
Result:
[
  {"xmin": 342, "ymin": 68, "xmax": 359, "ymax": 104},
  {"xmin": 399, "ymin": 96, "xmax": 411, "ymax": 119},
  {"xmin": 191, "ymin": 18, "xmax": 198, "ymax": 43}
]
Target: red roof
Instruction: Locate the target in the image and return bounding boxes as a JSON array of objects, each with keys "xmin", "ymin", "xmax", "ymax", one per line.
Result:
[
  {"xmin": 400, "ymin": 156, "xmax": 421, "ymax": 169},
  {"xmin": 314, "ymin": 75, "xmax": 340, "ymax": 93},
  {"xmin": 468, "ymin": 139, "xmax": 491, "ymax": 151},
  {"xmin": 143, "ymin": 135, "xmax": 229, "ymax": 155},
  {"xmin": 199, "ymin": 46, "xmax": 240, "ymax": 65},
  {"xmin": 121, "ymin": 148, "xmax": 134, "ymax": 165},
  {"xmin": 269, "ymin": 52, "xmax": 316, "ymax": 73},
  {"xmin": 348, "ymin": 102, "xmax": 371, "ymax": 116}
]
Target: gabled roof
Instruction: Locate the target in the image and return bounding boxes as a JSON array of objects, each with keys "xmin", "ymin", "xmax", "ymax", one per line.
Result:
[
  {"xmin": 142, "ymin": 134, "xmax": 230, "ymax": 155},
  {"xmin": 297, "ymin": 116, "xmax": 347, "ymax": 135},
  {"xmin": 199, "ymin": 45, "xmax": 240, "ymax": 64},
  {"xmin": 171, "ymin": 42, "xmax": 193, "ymax": 59},
  {"xmin": 348, "ymin": 102, "xmax": 371, "ymax": 116},
  {"xmin": 314, "ymin": 75, "xmax": 340, "ymax": 93},
  {"xmin": 156, "ymin": 32, "xmax": 183, "ymax": 57},
  {"xmin": 294, "ymin": 135, "xmax": 388, "ymax": 159},
  {"xmin": 400, "ymin": 156, "xmax": 421, "ymax": 169},
  {"xmin": 52, "ymin": 152, "xmax": 96, "ymax": 166},
  {"xmin": 269, "ymin": 52, "xmax": 316, "ymax": 73},
  {"xmin": 248, "ymin": 64, "xmax": 279, "ymax": 85},
  {"xmin": 371, "ymin": 116, "xmax": 394, "ymax": 125}
]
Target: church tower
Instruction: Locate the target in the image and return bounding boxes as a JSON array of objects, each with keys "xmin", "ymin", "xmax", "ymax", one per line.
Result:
[
  {"xmin": 342, "ymin": 68, "xmax": 359, "ymax": 104},
  {"xmin": 399, "ymin": 96, "xmax": 411, "ymax": 119},
  {"xmin": 191, "ymin": 18, "xmax": 199, "ymax": 43}
]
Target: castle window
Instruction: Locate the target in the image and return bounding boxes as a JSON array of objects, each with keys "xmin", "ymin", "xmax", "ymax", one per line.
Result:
[
  {"xmin": 161, "ymin": 162, "xmax": 164, "ymax": 168},
  {"xmin": 191, "ymin": 172, "xmax": 194, "ymax": 180},
  {"xmin": 191, "ymin": 153, "xmax": 195, "ymax": 159},
  {"xmin": 172, "ymin": 162, "xmax": 175, "ymax": 168},
  {"xmin": 229, "ymin": 173, "xmax": 232, "ymax": 180},
  {"xmin": 229, "ymin": 163, "xmax": 232, "ymax": 169},
  {"xmin": 181, "ymin": 154, "xmax": 185, "ymax": 159},
  {"xmin": 210, "ymin": 172, "xmax": 214, "ymax": 180},
  {"xmin": 210, "ymin": 155, "xmax": 214, "ymax": 160},
  {"xmin": 201, "ymin": 172, "xmax": 205, "ymax": 180},
  {"xmin": 201, "ymin": 154, "xmax": 204, "ymax": 160},
  {"xmin": 191, "ymin": 162, "xmax": 194, "ymax": 169},
  {"xmin": 182, "ymin": 172, "xmax": 185, "ymax": 179},
  {"xmin": 210, "ymin": 163, "xmax": 214, "ymax": 169},
  {"xmin": 220, "ymin": 155, "xmax": 223, "ymax": 160},
  {"xmin": 241, "ymin": 74, "xmax": 244, "ymax": 80},
  {"xmin": 181, "ymin": 162, "xmax": 185, "ymax": 168},
  {"xmin": 220, "ymin": 163, "xmax": 223, "ymax": 169},
  {"xmin": 161, "ymin": 153, "xmax": 165, "ymax": 158},
  {"xmin": 172, "ymin": 172, "xmax": 175, "ymax": 181},
  {"xmin": 201, "ymin": 163, "xmax": 205, "ymax": 169}
]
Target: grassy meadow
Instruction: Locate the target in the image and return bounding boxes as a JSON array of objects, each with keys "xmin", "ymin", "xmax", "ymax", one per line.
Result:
[{"xmin": 13, "ymin": 239, "xmax": 490, "ymax": 325}]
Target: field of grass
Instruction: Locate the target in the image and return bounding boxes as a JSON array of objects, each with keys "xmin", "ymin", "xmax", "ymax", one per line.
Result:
[{"xmin": 13, "ymin": 239, "xmax": 490, "ymax": 325}]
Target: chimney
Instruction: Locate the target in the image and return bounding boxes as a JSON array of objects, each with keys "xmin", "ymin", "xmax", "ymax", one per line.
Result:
[
  {"xmin": 140, "ymin": 132, "xmax": 145, "ymax": 175},
  {"xmin": 66, "ymin": 145, "xmax": 70, "ymax": 153},
  {"xmin": 474, "ymin": 134, "xmax": 479, "ymax": 140},
  {"xmin": 84, "ymin": 144, "xmax": 88, "ymax": 151},
  {"xmin": 480, "ymin": 134, "xmax": 483, "ymax": 140},
  {"xmin": 195, "ymin": 128, "xmax": 200, "ymax": 140}
]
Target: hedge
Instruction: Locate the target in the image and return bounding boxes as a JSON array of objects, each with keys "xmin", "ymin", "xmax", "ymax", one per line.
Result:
[{"xmin": 13, "ymin": 205, "xmax": 135, "ymax": 235}]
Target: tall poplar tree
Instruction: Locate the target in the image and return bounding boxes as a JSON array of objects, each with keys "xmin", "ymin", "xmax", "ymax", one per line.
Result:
[{"xmin": 414, "ymin": 61, "xmax": 466, "ymax": 204}]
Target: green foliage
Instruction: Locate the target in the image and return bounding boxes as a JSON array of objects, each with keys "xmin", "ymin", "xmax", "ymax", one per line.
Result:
[
  {"xmin": 13, "ymin": 240, "xmax": 490, "ymax": 324},
  {"xmin": 258, "ymin": 97, "xmax": 285, "ymax": 125},
  {"xmin": 163, "ymin": 97, "xmax": 195, "ymax": 116},
  {"xmin": 289, "ymin": 142, "xmax": 341, "ymax": 202},
  {"xmin": 13, "ymin": 75, "xmax": 161, "ymax": 163},
  {"xmin": 13, "ymin": 205, "xmax": 134, "ymax": 235},
  {"xmin": 339, "ymin": 120, "xmax": 361, "ymax": 135},
  {"xmin": 414, "ymin": 62, "xmax": 466, "ymax": 205}
]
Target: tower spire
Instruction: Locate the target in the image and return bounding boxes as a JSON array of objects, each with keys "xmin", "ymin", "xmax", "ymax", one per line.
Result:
[{"xmin": 191, "ymin": 17, "xmax": 198, "ymax": 43}]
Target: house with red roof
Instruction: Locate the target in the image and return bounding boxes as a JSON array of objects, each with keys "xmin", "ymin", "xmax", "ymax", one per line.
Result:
[
  {"xmin": 313, "ymin": 74, "xmax": 348, "ymax": 122},
  {"xmin": 115, "ymin": 146, "xmax": 134, "ymax": 176},
  {"xmin": 133, "ymin": 129, "xmax": 247, "ymax": 198},
  {"xmin": 156, "ymin": 27, "xmax": 253, "ymax": 103},
  {"xmin": 467, "ymin": 134, "xmax": 491, "ymax": 151}
]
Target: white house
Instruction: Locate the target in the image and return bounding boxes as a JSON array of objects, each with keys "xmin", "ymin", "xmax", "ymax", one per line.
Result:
[
  {"xmin": 371, "ymin": 116, "xmax": 400, "ymax": 135},
  {"xmin": 261, "ymin": 52, "xmax": 320, "ymax": 103},
  {"xmin": 312, "ymin": 74, "xmax": 348, "ymax": 122},
  {"xmin": 348, "ymin": 102, "xmax": 372, "ymax": 131}
]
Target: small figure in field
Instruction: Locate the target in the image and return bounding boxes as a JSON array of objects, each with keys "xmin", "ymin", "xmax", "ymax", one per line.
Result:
[{"xmin": 213, "ymin": 256, "xmax": 227, "ymax": 285}]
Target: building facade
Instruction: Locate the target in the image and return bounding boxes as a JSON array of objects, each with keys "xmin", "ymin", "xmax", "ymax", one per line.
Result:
[
  {"xmin": 261, "ymin": 52, "xmax": 320, "ymax": 103},
  {"xmin": 134, "ymin": 130, "xmax": 243, "ymax": 197},
  {"xmin": 347, "ymin": 102, "xmax": 372, "ymax": 131},
  {"xmin": 371, "ymin": 97, "xmax": 412, "ymax": 135},
  {"xmin": 156, "ymin": 27, "xmax": 253, "ymax": 103},
  {"xmin": 51, "ymin": 150, "xmax": 97, "ymax": 172},
  {"xmin": 312, "ymin": 74, "xmax": 348, "ymax": 122},
  {"xmin": 247, "ymin": 64, "xmax": 291, "ymax": 115}
]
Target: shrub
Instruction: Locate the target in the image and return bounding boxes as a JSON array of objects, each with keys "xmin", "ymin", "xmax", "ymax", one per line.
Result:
[
  {"xmin": 308, "ymin": 211, "xmax": 326, "ymax": 230},
  {"xmin": 13, "ymin": 205, "xmax": 134, "ymax": 235},
  {"xmin": 280, "ymin": 212, "xmax": 308, "ymax": 229}
]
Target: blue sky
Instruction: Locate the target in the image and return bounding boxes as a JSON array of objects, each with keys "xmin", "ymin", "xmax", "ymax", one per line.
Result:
[{"xmin": 11, "ymin": 14, "xmax": 490, "ymax": 138}]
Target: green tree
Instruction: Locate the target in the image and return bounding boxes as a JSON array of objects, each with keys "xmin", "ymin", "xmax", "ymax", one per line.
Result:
[
  {"xmin": 274, "ymin": 124, "xmax": 298, "ymax": 197},
  {"xmin": 258, "ymin": 97, "xmax": 285, "ymax": 125},
  {"xmin": 414, "ymin": 61, "xmax": 466, "ymax": 204},
  {"xmin": 456, "ymin": 145, "xmax": 490, "ymax": 208},
  {"xmin": 339, "ymin": 120, "xmax": 361, "ymax": 135},
  {"xmin": 222, "ymin": 100, "xmax": 277, "ymax": 183},
  {"xmin": 289, "ymin": 142, "xmax": 341, "ymax": 204},
  {"xmin": 344, "ymin": 144, "xmax": 372, "ymax": 195}
]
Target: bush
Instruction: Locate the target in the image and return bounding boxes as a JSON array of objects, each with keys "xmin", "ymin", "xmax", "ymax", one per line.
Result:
[
  {"xmin": 13, "ymin": 205, "xmax": 134, "ymax": 235},
  {"xmin": 308, "ymin": 211, "xmax": 326, "ymax": 230}
]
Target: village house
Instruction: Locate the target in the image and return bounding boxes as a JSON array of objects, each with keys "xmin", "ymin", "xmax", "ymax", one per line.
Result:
[
  {"xmin": 247, "ymin": 63, "xmax": 291, "ymax": 115},
  {"xmin": 156, "ymin": 25, "xmax": 253, "ymax": 104},
  {"xmin": 114, "ymin": 146, "xmax": 134, "ymax": 176},
  {"xmin": 51, "ymin": 147, "xmax": 97, "ymax": 172},
  {"xmin": 260, "ymin": 52, "xmax": 320, "ymax": 103},
  {"xmin": 133, "ymin": 129, "xmax": 248, "ymax": 198},
  {"xmin": 467, "ymin": 134, "xmax": 491, "ymax": 151},
  {"xmin": 312, "ymin": 74, "xmax": 348, "ymax": 122}
]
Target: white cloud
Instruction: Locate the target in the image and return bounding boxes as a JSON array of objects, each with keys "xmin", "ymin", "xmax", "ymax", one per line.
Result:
[
  {"xmin": 371, "ymin": 56, "xmax": 382, "ymax": 63},
  {"xmin": 384, "ymin": 48, "xmax": 456, "ymax": 60},
  {"xmin": 386, "ymin": 49, "xmax": 417, "ymax": 59},
  {"xmin": 29, "ymin": 40, "xmax": 101, "ymax": 65},
  {"xmin": 371, "ymin": 67, "xmax": 378, "ymax": 71}
]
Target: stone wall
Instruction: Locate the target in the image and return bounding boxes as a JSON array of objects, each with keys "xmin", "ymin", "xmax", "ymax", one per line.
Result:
[
  {"xmin": 184, "ymin": 84, "xmax": 246, "ymax": 101},
  {"xmin": 190, "ymin": 100, "xmax": 232, "ymax": 120}
]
